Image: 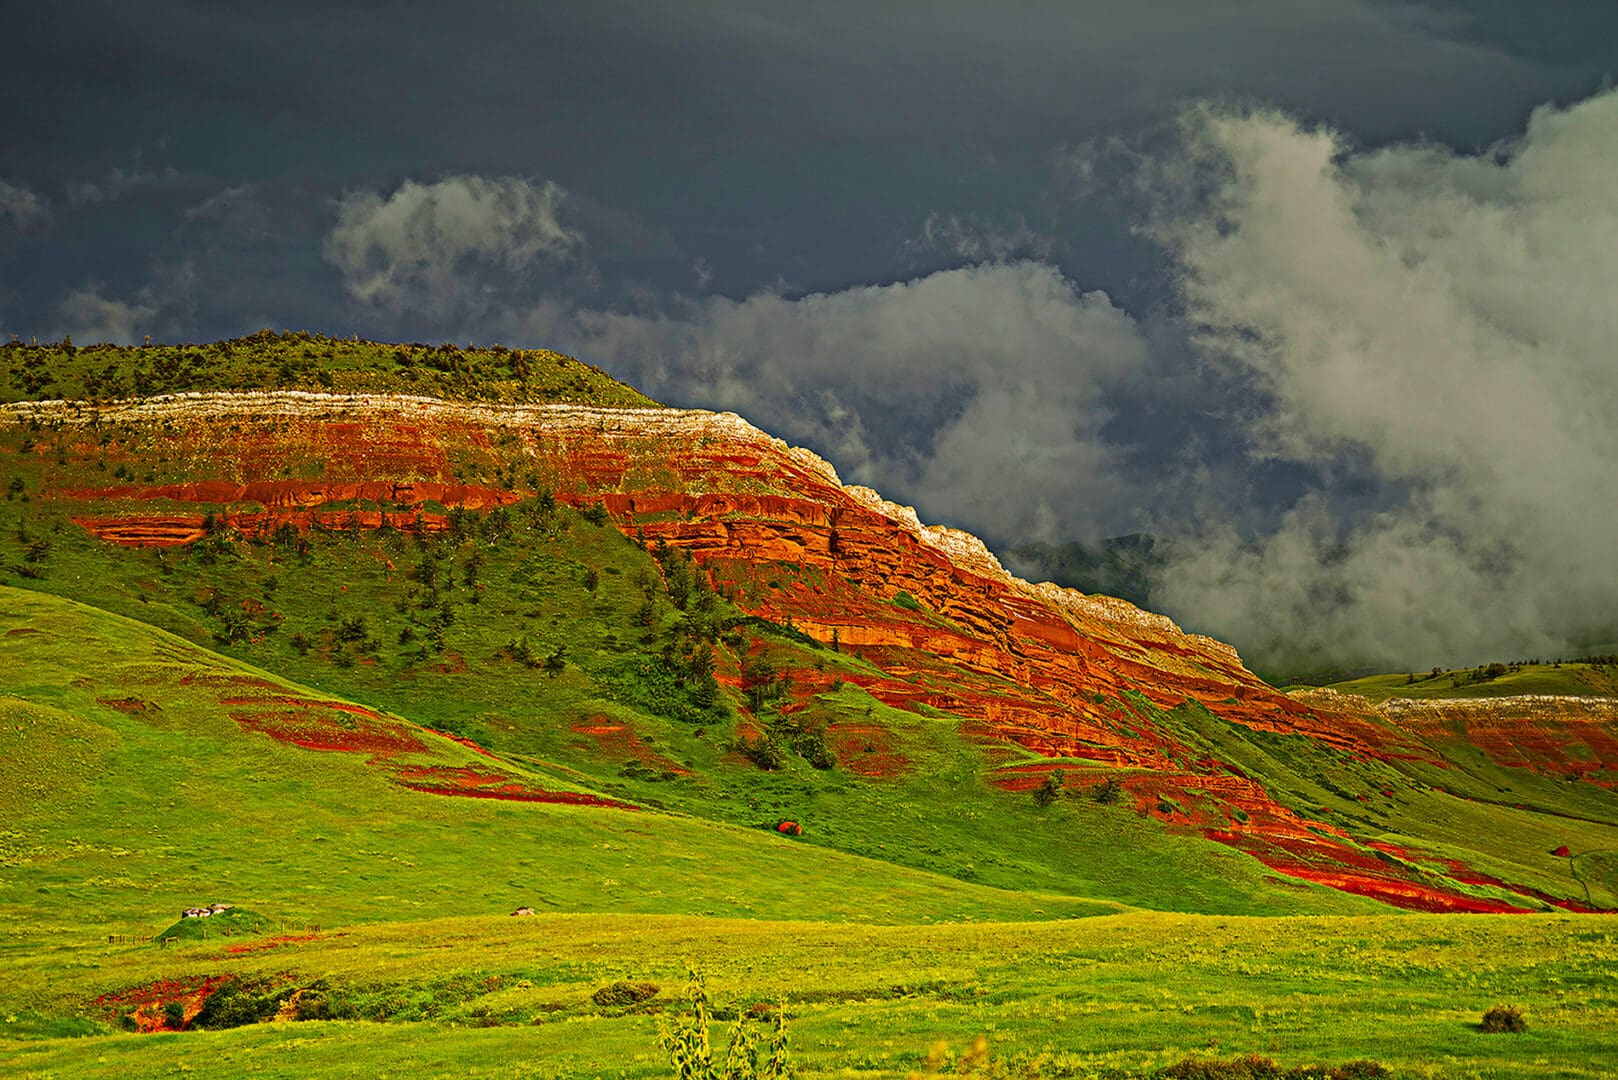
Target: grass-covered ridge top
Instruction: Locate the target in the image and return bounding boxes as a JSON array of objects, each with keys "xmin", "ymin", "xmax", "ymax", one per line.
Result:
[
  {"xmin": 1309, "ymin": 659, "xmax": 1618, "ymax": 705},
  {"xmin": 0, "ymin": 329, "xmax": 661, "ymax": 408}
]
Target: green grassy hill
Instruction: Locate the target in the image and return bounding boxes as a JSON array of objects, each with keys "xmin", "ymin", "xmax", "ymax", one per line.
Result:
[
  {"xmin": 1320, "ymin": 662, "xmax": 1618, "ymax": 704},
  {"xmin": 5, "ymin": 338, "xmax": 1618, "ymax": 1076},
  {"xmin": 0, "ymin": 585, "xmax": 1126, "ymax": 937}
]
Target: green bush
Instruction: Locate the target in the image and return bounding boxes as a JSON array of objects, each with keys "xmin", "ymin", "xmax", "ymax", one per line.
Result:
[
  {"xmin": 191, "ymin": 977, "xmax": 288, "ymax": 1029},
  {"xmin": 1091, "ymin": 778, "xmax": 1124, "ymax": 805},
  {"xmin": 1481, "ymin": 1004, "xmax": 1527, "ymax": 1033},
  {"xmin": 1033, "ymin": 771, "xmax": 1065, "ymax": 807}
]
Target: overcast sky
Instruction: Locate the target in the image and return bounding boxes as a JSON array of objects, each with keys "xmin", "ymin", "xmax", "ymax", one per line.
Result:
[{"xmin": 4, "ymin": 2, "xmax": 1617, "ymax": 674}]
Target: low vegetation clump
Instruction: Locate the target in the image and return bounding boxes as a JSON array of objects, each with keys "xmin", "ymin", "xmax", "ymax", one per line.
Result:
[
  {"xmin": 1158, "ymin": 1055, "xmax": 1389, "ymax": 1079},
  {"xmin": 592, "ymin": 980, "xmax": 660, "ymax": 1007},
  {"xmin": 1480, "ymin": 1004, "xmax": 1527, "ymax": 1033}
]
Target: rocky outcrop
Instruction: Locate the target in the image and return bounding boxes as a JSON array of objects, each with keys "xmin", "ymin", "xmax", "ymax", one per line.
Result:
[{"xmin": 1379, "ymin": 695, "xmax": 1618, "ymax": 786}]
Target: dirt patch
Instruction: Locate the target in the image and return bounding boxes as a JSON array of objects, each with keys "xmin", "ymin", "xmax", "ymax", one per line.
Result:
[
  {"xmin": 226, "ymin": 933, "xmax": 321, "ymax": 955},
  {"xmin": 826, "ymin": 722, "xmax": 909, "ymax": 778},
  {"xmin": 95, "ymin": 975, "xmax": 232, "ymax": 1033},
  {"xmin": 569, "ymin": 716, "xmax": 691, "ymax": 775},
  {"xmin": 98, "ymin": 697, "xmax": 157, "ymax": 714},
  {"xmin": 228, "ymin": 699, "xmax": 428, "ymax": 758}
]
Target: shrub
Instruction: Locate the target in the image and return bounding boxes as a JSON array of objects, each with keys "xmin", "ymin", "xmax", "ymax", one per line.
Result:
[
  {"xmin": 162, "ymin": 1000, "xmax": 185, "ymax": 1028},
  {"xmin": 1033, "ymin": 771, "xmax": 1065, "ymax": 807},
  {"xmin": 737, "ymin": 731, "xmax": 789, "ymax": 771},
  {"xmin": 191, "ymin": 977, "xmax": 287, "ymax": 1029},
  {"xmin": 1481, "ymin": 1004, "xmax": 1526, "ymax": 1033},
  {"xmin": 658, "ymin": 969, "xmax": 787, "ymax": 1080},
  {"xmin": 288, "ymin": 982, "xmax": 357, "ymax": 1021},
  {"xmin": 592, "ymin": 980, "xmax": 660, "ymax": 1008}
]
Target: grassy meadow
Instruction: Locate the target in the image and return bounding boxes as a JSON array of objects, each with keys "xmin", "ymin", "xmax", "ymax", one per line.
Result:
[{"xmin": 3, "ymin": 910, "xmax": 1617, "ymax": 1078}]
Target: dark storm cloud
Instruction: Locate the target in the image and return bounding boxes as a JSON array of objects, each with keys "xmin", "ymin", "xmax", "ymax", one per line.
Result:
[{"xmin": 2, "ymin": 0, "xmax": 1603, "ymax": 310}]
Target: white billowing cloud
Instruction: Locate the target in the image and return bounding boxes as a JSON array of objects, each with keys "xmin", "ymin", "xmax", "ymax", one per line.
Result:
[
  {"xmin": 54, "ymin": 285, "xmax": 159, "ymax": 345},
  {"xmin": 517, "ymin": 262, "xmax": 1149, "ymax": 543},
  {"xmin": 324, "ymin": 175, "xmax": 580, "ymax": 315},
  {"xmin": 0, "ymin": 180, "xmax": 50, "ymax": 231},
  {"xmin": 1153, "ymin": 88, "xmax": 1618, "ymax": 670}
]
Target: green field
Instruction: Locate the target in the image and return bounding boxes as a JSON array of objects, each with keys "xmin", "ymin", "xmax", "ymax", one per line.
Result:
[
  {"xmin": 4, "ymin": 576, "xmax": 1617, "ymax": 1076},
  {"xmin": 3, "ymin": 910, "xmax": 1616, "ymax": 1078}
]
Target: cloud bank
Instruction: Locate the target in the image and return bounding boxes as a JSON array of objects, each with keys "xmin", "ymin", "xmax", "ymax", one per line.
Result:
[
  {"xmin": 324, "ymin": 176, "xmax": 580, "ymax": 317},
  {"xmin": 1151, "ymin": 88, "xmax": 1618, "ymax": 671}
]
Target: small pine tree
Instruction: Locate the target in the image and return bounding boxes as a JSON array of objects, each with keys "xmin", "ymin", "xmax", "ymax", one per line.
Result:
[{"xmin": 1033, "ymin": 770, "xmax": 1065, "ymax": 807}]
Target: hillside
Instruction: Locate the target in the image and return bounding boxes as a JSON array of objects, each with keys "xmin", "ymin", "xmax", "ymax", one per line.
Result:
[
  {"xmin": 1319, "ymin": 661, "xmax": 1618, "ymax": 704},
  {"xmin": 3, "ymin": 337, "xmax": 1618, "ymax": 1075}
]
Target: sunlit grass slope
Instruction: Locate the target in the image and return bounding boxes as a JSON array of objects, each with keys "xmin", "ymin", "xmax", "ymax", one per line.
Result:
[
  {"xmin": 0, "ymin": 473, "xmax": 1385, "ymax": 917},
  {"xmin": 0, "ymin": 585, "xmax": 1125, "ymax": 943},
  {"xmin": 1323, "ymin": 663, "xmax": 1618, "ymax": 704}
]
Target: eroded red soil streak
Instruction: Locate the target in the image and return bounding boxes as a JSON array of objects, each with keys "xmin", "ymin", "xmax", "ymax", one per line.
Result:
[
  {"xmin": 1389, "ymin": 700, "xmax": 1618, "ymax": 787},
  {"xmin": 394, "ymin": 764, "xmax": 637, "ymax": 809},
  {"xmin": 97, "ymin": 696, "xmax": 156, "ymax": 714},
  {"xmin": 95, "ymin": 975, "xmax": 232, "ymax": 1033},
  {"xmin": 1267, "ymin": 868, "xmax": 1531, "ymax": 913},
  {"xmin": 568, "ymin": 717, "xmax": 691, "ymax": 775},
  {"xmin": 59, "ymin": 478, "xmax": 519, "ymax": 510},
  {"xmin": 425, "ymin": 728, "xmax": 500, "ymax": 759},
  {"xmin": 63, "ymin": 476, "xmax": 522, "ymax": 547},
  {"xmin": 825, "ymin": 722, "xmax": 909, "ymax": 778},
  {"xmin": 73, "ymin": 510, "xmax": 457, "ymax": 547},
  {"xmin": 1364, "ymin": 840, "xmax": 1603, "ymax": 913},
  {"xmin": 227, "ymin": 696, "xmax": 428, "ymax": 757}
]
